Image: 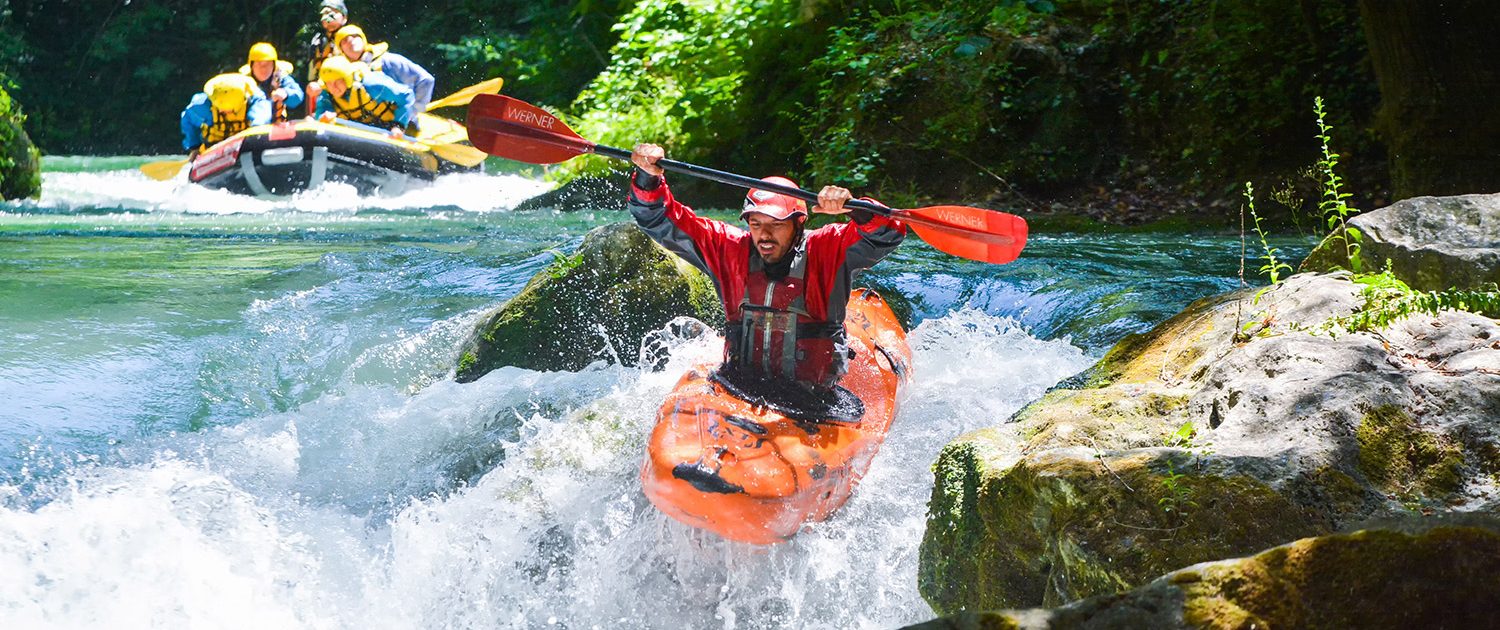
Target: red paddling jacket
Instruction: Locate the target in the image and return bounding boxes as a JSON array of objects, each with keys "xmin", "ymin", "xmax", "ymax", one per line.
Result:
[{"xmin": 628, "ymin": 172, "xmax": 906, "ymax": 387}]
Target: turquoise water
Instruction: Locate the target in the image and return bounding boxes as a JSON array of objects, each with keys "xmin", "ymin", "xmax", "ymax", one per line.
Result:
[{"xmin": 0, "ymin": 158, "xmax": 1309, "ymax": 628}]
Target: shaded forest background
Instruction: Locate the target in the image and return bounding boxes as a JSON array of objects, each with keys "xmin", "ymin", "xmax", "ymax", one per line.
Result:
[{"xmin": 1, "ymin": 0, "xmax": 1495, "ymax": 219}]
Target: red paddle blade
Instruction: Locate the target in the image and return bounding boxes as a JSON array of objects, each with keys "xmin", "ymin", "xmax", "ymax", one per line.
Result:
[
  {"xmin": 466, "ymin": 94, "xmax": 595, "ymax": 164},
  {"xmin": 895, "ymin": 205, "xmax": 1028, "ymax": 265}
]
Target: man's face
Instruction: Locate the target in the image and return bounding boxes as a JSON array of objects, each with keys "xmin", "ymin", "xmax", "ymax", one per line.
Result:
[
  {"xmin": 745, "ymin": 214, "xmax": 799, "ymax": 264},
  {"xmin": 320, "ymin": 9, "xmax": 346, "ymax": 33},
  {"xmin": 251, "ymin": 60, "xmax": 275, "ymax": 82},
  {"xmin": 339, "ymin": 35, "xmax": 365, "ymax": 61},
  {"xmin": 325, "ymin": 78, "xmax": 348, "ymax": 99}
]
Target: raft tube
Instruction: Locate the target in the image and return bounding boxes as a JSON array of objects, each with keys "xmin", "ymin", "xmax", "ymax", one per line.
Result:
[
  {"xmin": 188, "ymin": 114, "xmax": 475, "ymax": 197},
  {"xmin": 641, "ymin": 288, "xmax": 913, "ymax": 544}
]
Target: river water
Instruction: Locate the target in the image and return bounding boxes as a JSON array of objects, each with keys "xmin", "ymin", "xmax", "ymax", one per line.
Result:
[{"xmin": 0, "ymin": 158, "xmax": 1306, "ymax": 628}]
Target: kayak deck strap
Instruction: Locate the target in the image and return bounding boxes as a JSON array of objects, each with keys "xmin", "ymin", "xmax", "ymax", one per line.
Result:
[{"xmin": 709, "ymin": 368, "xmax": 865, "ymax": 424}]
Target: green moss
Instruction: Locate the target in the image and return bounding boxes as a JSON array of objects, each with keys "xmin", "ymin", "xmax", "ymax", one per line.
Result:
[
  {"xmin": 1181, "ymin": 526, "xmax": 1500, "ymax": 628},
  {"xmin": 921, "ymin": 448, "xmax": 1327, "ymax": 613},
  {"xmin": 1060, "ymin": 289, "xmax": 1245, "ymax": 390},
  {"xmin": 545, "ymin": 250, "xmax": 585, "ymax": 280},
  {"xmin": 457, "ymin": 223, "xmax": 723, "ymax": 380},
  {"xmin": 901, "ymin": 610, "xmax": 1025, "ymax": 630},
  {"xmin": 920, "ymin": 440, "xmax": 1044, "ymax": 614},
  {"xmin": 1355, "ymin": 405, "xmax": 1465, "ymax": 498},
  {"xmin": 0, "ymin": 86, "xmax": 41, "ymax": 201},
  {"xmin": 456, "ymin": 351, "xmax": 477, "ymax": 376}
]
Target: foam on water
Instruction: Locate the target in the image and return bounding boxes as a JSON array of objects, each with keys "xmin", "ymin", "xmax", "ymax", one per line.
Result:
[
  {"xmin": 7, "ymin": 167, "xmax": 553, "ymax": 215},
  {"xmin": 0, "ymin": 310, "xmax": 1092, "ymax": 629}
]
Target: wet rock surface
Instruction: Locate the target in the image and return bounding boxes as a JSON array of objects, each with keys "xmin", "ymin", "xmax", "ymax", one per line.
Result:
[
  {"xmin": 455, "ymin": 222, "xmax": 721, "ymax": 379},
  {"xmin": 1302, "ymin": 193, "xmax": 1500, "ymax": 291},
  {"xmin": 513, "ymin": 176, "xmax": 629, "ymax": 212},
  {"xmin": 919, "ymin": 271, "xmax": 1500, "ymax": 614},
  {"xmin": 908, "ymin": 519, "xmax": 1500, "ymax": 630}
]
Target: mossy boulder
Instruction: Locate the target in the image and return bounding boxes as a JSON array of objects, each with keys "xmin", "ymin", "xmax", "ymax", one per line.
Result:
[
  {"xmin": 920, "ymin": 273, "xmax": 1500, "ymax": 614},
  {"xmin": 907, "ymin": 520, "xmax": 1500, "ymax": 629},
  {"xmin": 1302, "ymin": 194, "xmax": 1500, "ymax": 291},
  {"xmin": 0, "ymin": 86, "xmax": 41, "ymax": 201},
  {"xmin": 454, "ymin": 222, "xmax": 722, "ymax": 380},
  {"xmin": 513, "ymin": 175, "xmax": 628, "ymax": 212}
]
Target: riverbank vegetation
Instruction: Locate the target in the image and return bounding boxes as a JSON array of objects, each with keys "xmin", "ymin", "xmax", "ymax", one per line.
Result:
[{"xmin": 3, "ymin": 0, "xmax": 1496, "ymax": 220}]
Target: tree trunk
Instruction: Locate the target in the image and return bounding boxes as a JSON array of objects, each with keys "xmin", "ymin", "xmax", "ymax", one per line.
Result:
[{"xmin": 1358, "ymin": 1, "xmax": 1500, "ymax": 199}]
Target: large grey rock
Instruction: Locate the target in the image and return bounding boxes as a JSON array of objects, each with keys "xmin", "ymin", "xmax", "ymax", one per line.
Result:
[
  {"xmin": 454, "ymin": 222, "xmax": 721, "ymax": 380},
  {"xmin": 908, "ymin": 519, "xmax": 1500, "ymax": 630},
  {"xmin": 1302, "ymin": 194, "xmax": 1500, "ymax": 291},
  {"xmin": 920, "ymin": 273, "xmax": 1500, "ymax": 613}
]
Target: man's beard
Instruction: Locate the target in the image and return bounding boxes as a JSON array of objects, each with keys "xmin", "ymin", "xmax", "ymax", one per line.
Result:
[{"xmin": 755, "ymin": 228, "xmax": 803, "ymax": 280}]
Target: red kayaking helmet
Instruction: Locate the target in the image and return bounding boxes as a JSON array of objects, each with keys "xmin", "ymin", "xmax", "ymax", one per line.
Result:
[{"xmin": 740, "ymin": 176, "xmax": 808, "ymax": 222}]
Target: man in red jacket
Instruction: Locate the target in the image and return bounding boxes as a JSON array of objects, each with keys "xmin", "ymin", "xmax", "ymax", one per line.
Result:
[{"xmin": 628, "ymin": 143, "xmax": 906, "ymax": 394}]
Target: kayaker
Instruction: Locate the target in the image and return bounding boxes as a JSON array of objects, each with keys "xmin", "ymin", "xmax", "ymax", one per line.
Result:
[
  {"xmin": 628, "ymin": 143, "xmax": 907, "ymax": 391},
  {"xmin": 179, "ymin": 73, "xmax": 271, "ymax": 156},
  {"xmin": 304, "ymin": 0, "xmax": 350, "ymax": 108},
  {"xmin": 240, "ymin": 43, "xmax": 304, "ymax": 121},
  {"xmin": 313, "ymin": 56, "xmax": 415, "ymax": 138},
  {"xmin": 333, "ymin": 24, "xmax": 435, "ymax": 114}
]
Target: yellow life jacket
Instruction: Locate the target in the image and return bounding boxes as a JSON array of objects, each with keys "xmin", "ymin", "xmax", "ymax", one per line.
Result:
[
  {"xmin": 199, "ymin": 73, "xmax": 258, "ymax": 146},
  {"xmin": 331, "ymin": 82, "xmax": 398, "ymax": 126},
  {"xmin": 201, "ymin": 110, "xmax": 250, "ymax": 146},
  {"xmin": 359, "ymin": 42, "xmax": 391, "ymax": 73}
]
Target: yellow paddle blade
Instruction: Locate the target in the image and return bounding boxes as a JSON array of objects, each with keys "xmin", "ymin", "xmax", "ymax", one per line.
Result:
[
  {"xmin": 140, "ymin": 158, "xmax": 190, "ymax": 181},
  {"xmin": 426, "ymin": 77, "xmax": 505, "ymax": 110},
  {"xmin": 427, "ymin": 142, "xmax": 488, "ymax": 167},
  {"xmin": 414, "ymin": 113, "xmax": 470, "ymax": 145}
]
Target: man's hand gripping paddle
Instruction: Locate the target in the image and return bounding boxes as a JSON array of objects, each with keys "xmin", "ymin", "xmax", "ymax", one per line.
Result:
[{"xmin": 465, "ymin": 94, "xmax": 1026, "ymax": 265}]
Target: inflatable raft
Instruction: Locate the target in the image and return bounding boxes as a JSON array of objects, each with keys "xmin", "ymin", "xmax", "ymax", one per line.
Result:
[
  {"xmin": 188, "ymin": 114, "xmax": 475, "ymax": 197},
  {"xmin": 641, "ymin": 288, "xmax": 913, "ymax": 544}
]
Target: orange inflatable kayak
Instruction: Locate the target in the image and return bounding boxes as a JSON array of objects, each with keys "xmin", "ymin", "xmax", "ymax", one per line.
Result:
[{"xmin": 641, "ymin": 288, "xmax": 913, "ymax": 544}]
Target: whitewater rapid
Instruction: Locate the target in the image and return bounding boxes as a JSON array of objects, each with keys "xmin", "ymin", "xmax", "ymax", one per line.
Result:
[
  {"xmin": 3, "ymin": 160, "xmax": 1267, "ymax": 628},
  {"xmin": 0, "ymin": 311, "xmax": 1090, "ymax": 629},
  {"xmin": 12, "ymin": 162, "xmax": 553, "ymax": 215}
]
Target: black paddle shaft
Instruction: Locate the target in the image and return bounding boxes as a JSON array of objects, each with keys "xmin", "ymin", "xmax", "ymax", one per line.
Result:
[{"xmin": 591, "ymin": 144, "xmax": 890, "ymax": 216}]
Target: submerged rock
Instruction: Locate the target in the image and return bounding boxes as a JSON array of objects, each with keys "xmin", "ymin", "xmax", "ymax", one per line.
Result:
[
  {"xmin": 513, "ymin": 175, "xmax": 628, "ymax": 212},
  {"xmin": 920, "ymin": 272, "xmax": 1500, "ymax": 613},
  {"xmin": 1302, "ymin": 193, "xmax": 1500, "ymax": 291},
  {"xmin": 0, "ymin": 86, "xmax": 41, "ymax": 201},
  {"xmin": 455, "ymin": 222, "xmax": 721, "ymax": 380},
  {"xmin": 908, "ymin": 519, "xmax": 1500, "ymax": 629}
]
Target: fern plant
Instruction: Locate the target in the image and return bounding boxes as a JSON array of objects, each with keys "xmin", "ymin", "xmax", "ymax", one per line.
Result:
[
  {"xmin": 1314, "ymin": 96, "xmax": 1363, "ymax": 272},
  {"xmin": 1325, "ymin": 263, "xmax": 1500, "ymax": 333},
  {"xmin": 1245, "ymin": 182, "xmax": 1292, "ymax": 287}
]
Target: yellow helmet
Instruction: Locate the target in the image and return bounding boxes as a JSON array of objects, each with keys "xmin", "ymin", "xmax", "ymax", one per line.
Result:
[
  {"xmin": 318, "ymin": 55, "xmax": 359, "ymax": 87},
  {"xmin": 205, "ymin": 73, "xmax": 255, "ymax": 113},
  {"xmin": 333, "ymin": 24, "xmax": 366, "ymax": 51},
  {"xmin": 248, "ymin": 42, "xmax": 278, "ymax": 63}
]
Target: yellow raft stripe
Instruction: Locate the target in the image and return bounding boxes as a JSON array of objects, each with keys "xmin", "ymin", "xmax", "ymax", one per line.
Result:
[{"xmin": 224, "ymin": 118, "xmax": 466, "ymax": 153}]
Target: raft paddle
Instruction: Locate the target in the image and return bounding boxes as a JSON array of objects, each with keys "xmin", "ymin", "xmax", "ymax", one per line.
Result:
[
  {"xmin": 465, "ymin": 94, "xmax": 1027, "ymax": 265},
  {"xmin": 426, "ymin": 77, "xmax": 506, "ymax": 111},
  {"xmin": 140, "ymin": 158, "xmax": 190, "ymax": 181},
  {"xmin": 420, "ymin": 139, "xmax": 488, "ymax": 167}
]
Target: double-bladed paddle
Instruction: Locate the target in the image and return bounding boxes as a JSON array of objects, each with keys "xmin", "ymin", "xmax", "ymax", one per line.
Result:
[
  {"xmin": 464, "ymin": 94, "xmax": 1027, "ymax": 265},
  {"xmin": 425, "ymin": 77, "xmax": 505, "ymax": 111}
]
